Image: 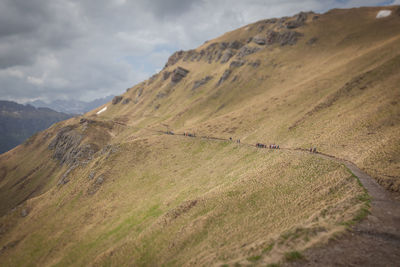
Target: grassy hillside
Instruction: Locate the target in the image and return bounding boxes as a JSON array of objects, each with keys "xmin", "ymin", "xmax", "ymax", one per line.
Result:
[{"xmin": 0, "ymin": 5, "xmax": 399, "ymax": 266}]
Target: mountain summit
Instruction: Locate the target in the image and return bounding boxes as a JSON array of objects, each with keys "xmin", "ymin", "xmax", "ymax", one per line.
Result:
[{"xmin": 0, "ymin": 6, "xmax": 399, "ymax": 266}]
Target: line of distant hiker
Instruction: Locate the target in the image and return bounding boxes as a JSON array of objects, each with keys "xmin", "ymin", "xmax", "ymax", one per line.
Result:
[
  {"xmin": 256, "ymin": 143, "xmax": 280, "ymax": 149},
  {"xmin": 180, "ymin": 132, "xmax": 318, "ymax": 152}
]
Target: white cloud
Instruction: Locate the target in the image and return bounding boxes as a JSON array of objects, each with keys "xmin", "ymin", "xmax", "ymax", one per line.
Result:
[
  {"xmin": 0, "ymin": 0, "xmax": 390, "ymax": 103},
  {"xmin": 27, "ymin": 76, "xmax": 44, "ymax": 85}
]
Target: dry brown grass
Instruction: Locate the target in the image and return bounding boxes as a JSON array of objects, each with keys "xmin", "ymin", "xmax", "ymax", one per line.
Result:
[{"xmin": 0, "ymin": 5, "xmax": 398, "ymax": 266}]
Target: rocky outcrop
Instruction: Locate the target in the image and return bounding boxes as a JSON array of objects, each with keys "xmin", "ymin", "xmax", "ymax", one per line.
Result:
[
  {"xmin": 48, "ymin": 126, "xmax": 99, "ymax": 166},
  {"xmin": 237, "ymin": 46, "xmax": 260, "ymax": 57},
  {"xmin": 165, "ymin": 50, "xmax": 184, "ymax": 68},
  {"xmin": 88, "ymin": 171, "xmax": 95, "ymax": 179},
  {"xmin": 134, "ymin": 88, "xmax": 143, "ymax": 104},
  {"xmin": 279, "ymin": 31, "xmax": 303, "ymax": 46},
  {"xmin": 307, "ymin": 37, "xmax": 318, "ymax": 45},
  {"xmin": 266, "ymin": 30, "xmax": 279, "ymax": 45},
  {"xmin": 220, "ymin": 49, "xmax": 234, "ymax": 63},
  {"xmin": 266, "ymin": 30, "xmax": 303, "ymax": 46},
  {"xmin": 192, "ymin": 76, "xmax": 213, "ymax": 90},
  {"xmin": 147, "ymin": 74, "xmax": 159, "ymax": 85},
  {"xmin": 248, "ymin": 60, "xmax": 261, "ymax": 68},
  {"xmin": 171, "ymin": 67, "xmax": 189, "ymax": 83},
  {"xmin": 87, "ymin": 174, "xmax": 106, "ymax": 195},
  {"xmin": 122, "ymin": 98, "xmax": 131, "ymax": 105},
  {"xmin": 163, "ymin": 71, "xmax": 171, "ymax": 80},
  {"xmin": 112, "ymin": 96, "xmax": 123, "ymax": 105},
  {"xmin": 21, "ymin": 208, "xmax": 28, "ymax": 217},
  {"xmin": 252, "ymin": 35, "xmax": 266, "ymax": 45},
  {"xmin": 217, "ymin": 69, "xmax": 231, "ymax": 86},
  {"xmin": 228, "ymin": 41, "xmax": 244, "ymax": 50},
  {"xmin": 286, "ymin": 12, "xmax": 308, "ymax": 29},
  {"xmin": 230, "ymin": 60, "xmax": 246, "ymax": 68}
]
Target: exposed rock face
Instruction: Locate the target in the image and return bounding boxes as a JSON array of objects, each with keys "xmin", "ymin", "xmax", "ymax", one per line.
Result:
[
  {"xmin": 278, "ymin": 31, "xmax": 303, "ymax": 46},
  {"xmin": 230, "ymin": 60, "xmax": 246, "ymax": 68},
  {"xmin": 228, "ymin": 41, "xmax": 243, "ymax": 49},
  {"xmin": 183, "ymin": 50, "xmax": 198, "ymax": 62},
  {"xmin": 147, "ymin": 74, "xmax": 158, "ymax": 85},
  {"xmin": 87, "ymin": 174, "xmax": 106, "ymax": 195},
  {"xmin": 122, "ymin": 98, "xmax": 131, "ymax": 105},
  {"xmin": 165, "ymin": 50, "xmax": 184, "ymax": 68},
  {"xmin": 58, "ymin": 163, "xmax": 77, "ymax": 185},
  {"xmin": 166, "ymin": 40, "xmax": 244, "ymax": 66},
  {"xmin": 96, "ymin": 175, "xmax": 104, "ymax": 185},
  {"xmin": 220, "ymin": 49, "xmax": 234, "ymax": 63},
  {"xmin": 171, "ymin": 67, "xmax": 189, "ymax": 83},
  {"xmin": 88, "ymin": 171, "xmax": 95, "ymax": 179},
  {"xmin": 101, "ymin": 144, "xmax": 119, "ymax": 159},
  {"xmin": 307, "ymin": 37, "xmax": 318, "ymax": 45},
  {"xmin": 112, "ymin": 96, "xmax": 123, "ymax": 105},
  {"xmin": 252, "ymin": 35, "xmax": 266, "ymax": 45},
  {"xmin": 266, "ymin": 30, "xmax": 303, "ymax": 46},
  {"xmin": 220, "ymin": 42, "xmax": 229, "ymax": 50},
  {"xmin": 156, "ymin": 91, "xmax": 167, "ymax": 99},
  {"xmin": 192, "ymin": 76, "xmax": 213, "ymax": 90},
  {"xmin": 264, "ymin": 18, "xmax": 277, "ymax": 24},
  {"xmin": 286, "ymin": 12, "xmax": 308, "ymax": 29},
  {"xmin": 266, "ymin": 30, "xmax": 279, "ymax": 45},
  {"xmin": 48, "ymin": 126, "xmax": 99, "ymax": 166},
  {"xmin": 248, "ymin": 60, "xmax": 261, "ymax": 68},
  {"xmin": 134, "ymin": 88, "xmax": 143, "ymax": 104},
  {"xmin": 217, "ymin": 69, "xmax": 231, "ymax": 86},
  {"xmin": 237, "ymin": 46, "xmax": 260, "ymax": 57},
  {"xmin": 21, "ymin": 209, "xmax": 28, "ymax": 217},
  {"xmin": 163, "ymin": 71, "xmax": 171, "ymax": 80}
]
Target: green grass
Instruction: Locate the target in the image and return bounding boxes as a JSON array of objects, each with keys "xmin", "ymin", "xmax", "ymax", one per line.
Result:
[
  {"xmin": 284, "ymin": 251, "xmax": 304, "ymax": 261},
  {"xmin": 262, "ymin": 243, "xmax": 275, "ymax": 253},
  {"xmin": 247, "ymin": 255, "xmax": 262, "ymax": 262}
]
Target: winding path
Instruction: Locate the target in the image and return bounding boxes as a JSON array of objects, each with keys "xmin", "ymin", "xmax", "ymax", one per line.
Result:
[
  {"xmin": 171, "ymin": 130, "xmax": 400, "ymax": 266},
  {"xmin": 285, "ymin": 153, "xmax": 400, "ymax": 267},
  {"xmin": 123, "ymin": 123, "xmax": 400, "ymax": 265}
]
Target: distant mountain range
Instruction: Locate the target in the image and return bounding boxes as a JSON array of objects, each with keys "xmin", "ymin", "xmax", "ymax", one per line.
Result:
[
  {"xmin": 27, "ymin": 95, "xmax": 114, "ymax": 114},
  {"xmin": 0, "ymin": 100, "xmax": 73, "ymax": 154}
]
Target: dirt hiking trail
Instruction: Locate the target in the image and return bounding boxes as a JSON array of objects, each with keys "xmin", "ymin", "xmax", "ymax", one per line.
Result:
[
  {"xmin": 285, "ymin": 153, "xmax": 400, "ymax": 267},
  {"xmin": 115, "ymin": 125, "xmax": 400, "ymax": 265}
]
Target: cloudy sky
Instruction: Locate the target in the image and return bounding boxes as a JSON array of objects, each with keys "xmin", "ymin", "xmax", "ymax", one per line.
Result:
[{"xmin": 0, "ymin": 0, "xmax": 398, "ymax": 103}]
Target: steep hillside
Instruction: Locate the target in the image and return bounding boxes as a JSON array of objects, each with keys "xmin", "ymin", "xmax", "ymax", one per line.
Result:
[
  {"xmin": 0, "ymin": 6, "xmax": 399, "ymax": 266},
  {"xmin": 0, "ymin": 100, "xmax": 73, "ymax": 154}
]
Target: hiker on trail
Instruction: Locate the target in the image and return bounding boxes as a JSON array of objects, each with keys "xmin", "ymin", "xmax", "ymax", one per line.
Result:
[
  {"xmin": 310, "ymin": 148, "xmax": 313, "ymax": 152},
  {"xmin": 277, "ymin": 145, "xmax": 280, "ymax": 149},
  {"xmin": 230, "ymin": 137, "xmax": 232, "ymax": 141},
  {"xmin": 313, "ymin": 147, "xmax": 317, "ymax": 153}
]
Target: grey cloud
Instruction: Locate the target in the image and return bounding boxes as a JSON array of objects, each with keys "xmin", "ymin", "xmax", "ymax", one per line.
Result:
[{"xmin": 0, "ymin": 0, "xmax": 390, "ymax": 103}]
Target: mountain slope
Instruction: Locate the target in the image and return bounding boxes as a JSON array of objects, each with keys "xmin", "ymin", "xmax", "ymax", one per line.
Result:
[
  {"xmin": 0, "ymin": 100, "xmax": 73, "ymax": 154},
  {"xmin": 27, "ymin": 95, "xmax": 114, "ymax": 115},
  {"xmin": 0, "ymin": 6, "xmax": 399, "ymax": 266}
]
